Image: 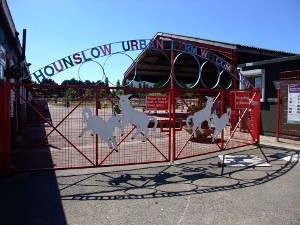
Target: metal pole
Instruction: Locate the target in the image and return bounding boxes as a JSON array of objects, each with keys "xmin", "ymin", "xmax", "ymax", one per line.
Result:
[
  {"xmin": 276, "ymin": 86, "xmax": 281, "ymax": 142},
  {"xmin": 95, "ymin": 88, "xmax": 99, "ymax": 165},
  {"xmin": 170, "ymin": 49, "xmax": 175, "ymax": 163},
  {"xmin": 220, "ymin": 90, "xmax": 224, "ymax": 149},
  {"xmin": 252, "ymin": 88, "xmax": 261, "ymax": 144},
  {"xmin": 231, "ymin": 49, "xmax": 238, "ymax": 90}
]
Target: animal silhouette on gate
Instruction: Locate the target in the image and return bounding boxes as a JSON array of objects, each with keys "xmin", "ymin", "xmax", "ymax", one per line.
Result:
[
  {"xmin": 209, "ymin": 108, "xmax": 231, "ymax": 142},
  {"xmin": 118, "ymin": 94, "xmax": 158, "ymax": 142},
  {"xmin": 185, "ymin": 96, "xmax": 215, "ymax": 137},
  {"xmin": 79, "ymin": 108, "xmax": 122, "ymax": 151}
]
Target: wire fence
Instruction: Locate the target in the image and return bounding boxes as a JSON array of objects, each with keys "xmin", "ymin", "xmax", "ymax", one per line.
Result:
[{"xmin": 4, "ymin": 83, "xmax": 260, "ymax": 171}]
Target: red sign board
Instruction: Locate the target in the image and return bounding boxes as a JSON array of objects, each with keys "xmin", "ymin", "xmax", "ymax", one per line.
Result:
[
  {"xmin": 146, "ymin": 96, "xmax": 169, "ymax": 110},
  {"xmin": 234, "ymin": 91, "xmax": 250, "ymax": 109}
]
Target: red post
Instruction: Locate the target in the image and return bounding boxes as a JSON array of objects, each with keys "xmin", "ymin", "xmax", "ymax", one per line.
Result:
[
  {"xmin": 170, "ymin": 49, "xmax": 175, "ymax": 163},
  {"xmin": 220, "ymin": 90, "xmax": 224, "ymax": 149},
  {"xmin": 276, "ymin": 87, "xmax": 281, "ymax": 142},
  {"xmin": 0, "ymin": 80, "xmax": 11, "ymax": 172},
  {"xmin": 252, "ymin": 88, "xmax": 261, "ymax": 144},
  {"xmin": 231, "ymin": 49, "xmax": 238, "ymax": 90},
  {"xmin": 95, "ymin": 88, "xmax": 99, "ymax": 165}
]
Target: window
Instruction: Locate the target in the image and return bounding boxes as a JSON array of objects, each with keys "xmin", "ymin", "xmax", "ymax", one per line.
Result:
[
  {"xmin": 0, "ymin": 65, "xmax": 3, "ymax": 79},
  {"xmin": 0, "ymin": 44, "xmax": 6, "ymax": 66},
  {"xmin": 0, "ymin": 44, "xmax": 5, "ymax": 79},
  {"xmin": 239, "ymin": 69, "xmax": 265, "ymax": 102}
]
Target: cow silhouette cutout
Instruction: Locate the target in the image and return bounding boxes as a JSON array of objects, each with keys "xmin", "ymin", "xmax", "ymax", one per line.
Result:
[
  {"xmin": 79, "ymin": 108, "xmax": 122, "ymax": 151},
  {"xmin": 118, "ymin": 94, "xmax": 158, "ymax": 142},
  {"xmin": 185, "ymin": 96, "xmax": 214, "ymax": 137},
  {"xmin": 210, "ymin": 108, "xmax": 231, "ymax": 142}
]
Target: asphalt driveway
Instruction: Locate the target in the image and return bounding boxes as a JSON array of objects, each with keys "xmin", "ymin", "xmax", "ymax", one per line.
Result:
[{"xmin": 0, "ymin": 138, "xmax": 299, "ymax": 225}]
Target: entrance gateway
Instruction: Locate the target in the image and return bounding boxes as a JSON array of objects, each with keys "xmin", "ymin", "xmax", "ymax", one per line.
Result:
[{"xmin": 0, "ymin": 38, "xmax": 261, "ymax": 171}]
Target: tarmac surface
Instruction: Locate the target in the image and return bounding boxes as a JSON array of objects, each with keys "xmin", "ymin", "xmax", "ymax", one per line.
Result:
[{"xmin": 0, "ymin": 136, "xmax": 300, "ymax": 225}]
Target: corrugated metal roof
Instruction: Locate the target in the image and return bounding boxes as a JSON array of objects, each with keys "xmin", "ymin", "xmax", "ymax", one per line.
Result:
[
  {"xmin": 236, "ymin": 44, "xmax": 297, "ymax": 55},
  {"xmin": 154, "ymin": 32, "xmax": 298, "ymax": 56},
  {"xmin": 239, "ymin": 54, "xmax": 300, "ymax": 68},
  {"xmin": 154, "ymin": 32, "xmax": 237, "ymax": 50}
]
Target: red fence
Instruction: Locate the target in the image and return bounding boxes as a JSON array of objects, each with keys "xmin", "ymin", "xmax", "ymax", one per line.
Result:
[
  {"xmin": 173, "ymin": 88, "xmax": 260, "ymax": 160},
  {"xmin": 0, "ymin": 82, "xmax": 260, "ymax": 171}
]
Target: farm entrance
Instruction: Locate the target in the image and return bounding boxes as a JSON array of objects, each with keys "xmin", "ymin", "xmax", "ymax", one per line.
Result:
[{"xmin": 0, "ymin": 82, "xmax": 260, "ymax": 171}]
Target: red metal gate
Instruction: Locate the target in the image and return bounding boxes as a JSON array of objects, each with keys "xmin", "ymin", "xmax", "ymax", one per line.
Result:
[
  {"xmin": 173, "ymin": 88, "xmax": 260, "ymax": 160},
  {"xmin": 0, "ymin": 82, "xmax": 260, "ymax": 171}
]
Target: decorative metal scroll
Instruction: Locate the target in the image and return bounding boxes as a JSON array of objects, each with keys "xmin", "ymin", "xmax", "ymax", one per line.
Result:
[{"xmin": 26, "ymin": 39, "xmax": 252, "ymax": 89}]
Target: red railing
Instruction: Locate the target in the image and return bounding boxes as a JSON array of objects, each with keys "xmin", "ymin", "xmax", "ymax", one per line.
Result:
[{"xmin": 0, "ymin": 82, "xmax": 260, "ymax": 171}]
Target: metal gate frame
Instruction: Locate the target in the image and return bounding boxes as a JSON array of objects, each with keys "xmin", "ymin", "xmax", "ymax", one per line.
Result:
[
  {"xmin": 0, "ymin": 81, "xmax": 260, "ymax": 171},
  {"xmin": 171, "ymin": 88, "xmax": 260, "ymax": 161}
]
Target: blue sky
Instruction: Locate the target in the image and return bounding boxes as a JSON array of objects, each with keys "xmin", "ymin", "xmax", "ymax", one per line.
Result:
[{"xmin": 7, "ymin": 0, "xmax": 300, "ymax": 85}]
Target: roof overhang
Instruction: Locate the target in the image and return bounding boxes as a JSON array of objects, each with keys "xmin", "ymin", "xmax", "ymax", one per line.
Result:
[
  {"xmin": 124, "ymin": 33, "xmax": 236, "ymax": 84},
  {"xmin": 238, "ymin": 54, "xmax": 300, "ymax": 69},
  {"xmin": 124, "ymin": 32, "xmax": 298, "ymax": 86}
]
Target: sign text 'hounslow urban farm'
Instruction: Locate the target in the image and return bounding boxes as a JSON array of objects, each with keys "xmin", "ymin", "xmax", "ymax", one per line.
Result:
[{"xmin": 30, "ymin": 39, "xmax": 252, "ymax": 89}]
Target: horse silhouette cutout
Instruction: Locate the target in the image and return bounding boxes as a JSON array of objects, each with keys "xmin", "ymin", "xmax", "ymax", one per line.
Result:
[
  {"xmin": 209, "ymin": 108, "xmax": 231, "ymax": 142},
  {"xmin": 118, "ymin": 94, "xmax": 158, "ymax": 142},
  {"xmin": 79, "ymin": 108, "xmax": 122, "ymax": 151},
  {"xmin": 185, "ymin": 96, "xmax": 214, "ymax": 137}
]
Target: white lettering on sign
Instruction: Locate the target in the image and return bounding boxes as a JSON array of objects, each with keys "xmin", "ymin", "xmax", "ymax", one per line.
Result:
[{"xmin": 146, "ymin": 96, "xmax": 169, "ymax": 110}]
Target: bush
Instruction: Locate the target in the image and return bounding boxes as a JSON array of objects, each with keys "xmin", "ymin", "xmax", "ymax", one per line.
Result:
[
  {"xmin": 189, "ymin": 103, "xmax": 204, "ymax": 112},
  {"xmin": 113, "ymin": 105, "xmax": 121, "ymax": 114}
]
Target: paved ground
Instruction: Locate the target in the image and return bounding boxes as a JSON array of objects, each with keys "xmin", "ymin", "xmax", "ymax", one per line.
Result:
[{"xmin": 0, "ymin": 136, "xmax": 300, "ymax": 225}]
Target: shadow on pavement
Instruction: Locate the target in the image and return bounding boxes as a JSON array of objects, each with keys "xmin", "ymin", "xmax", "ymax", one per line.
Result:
[
  {"xmin": 0, "ymin": 100, "xmax": 67, "ymax": 225},
  {"xmin": 0, "ymin": 171, "xmax": 67, "ymax": 225},
  {"xmin": 57, "ymin": 146, "xmax": 299, "ymax": 201},
  {"xmin": 0, "ymin": 145, "xmax": 298, "ymax": 225}
]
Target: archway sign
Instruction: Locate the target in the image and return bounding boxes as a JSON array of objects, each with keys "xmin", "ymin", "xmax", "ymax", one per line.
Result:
[{"xmin": 28, "ymin": 39, "xmax": 252, "ymax": 89}]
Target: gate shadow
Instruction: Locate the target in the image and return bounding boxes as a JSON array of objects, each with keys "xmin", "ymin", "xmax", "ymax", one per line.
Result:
[
  {"xmin": 11, "ymin": 99, "xmax": 55, "ymax": 170},
  {"xmin": 2, "ymin": 101, "xmax": 67, "ymax": 224},
  {"xmin": 1, "ymin": 146, "xmax": 297, "ymax": 224},
  {"xmin": 0, "ymin": 171, "xmax": 67, "ymax": 225},
  {"xmin": 57, "ymin": 146, "xmax": 299, "ymax": 201}
]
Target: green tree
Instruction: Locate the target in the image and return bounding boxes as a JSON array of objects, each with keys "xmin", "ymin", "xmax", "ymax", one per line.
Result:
[
  {"xmin": 83, "ymin": 89, "xmax": 95, "ymax": 98},
  {"xmin": 41, "ymin": 78, "xmax": 58, "ymax": 85},
  {"xmin": 61, "ymin": 78, "xmax": 83, "ymax": 85},
  {"xmin": 84, "ymin": 80, "xmax": 92, "ymax": 86},
  {"xmin": 122, "ymin": 78, "xmax": 126, "ymax": 86},
  {"xmin": 154, "ymin": 81, "xmax": 169, "ymax": 88},
  {"xmin": 104, "ymin": 77, "xmax": 109, "ymax": 86},
  {"xmin": 64, "ymin": 88, "xmax": 77, "ymax": 99},
  {"xmin": 96, "ymin": 80, "xmax": 105, "ymax": 86}
]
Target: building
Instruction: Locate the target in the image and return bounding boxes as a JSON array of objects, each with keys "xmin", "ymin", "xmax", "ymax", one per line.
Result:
[
  {"xmin": 125, "ymin": 32, "xmax": 295, "ymax": 88},
  {"xmin": 125, "ymin": 32, "xmax": 300, "ymax": 137},
  {"xmin": 0, "ymin": 0, "xmax": 31, "ymax": 82},
  {"xmin": 239, "ymin": 55, "xmax": 300, "ymax": 137},
  {"xmin": 1, "ymin": 0, "xmax": 31, "ymax": 143}
]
